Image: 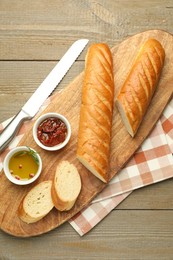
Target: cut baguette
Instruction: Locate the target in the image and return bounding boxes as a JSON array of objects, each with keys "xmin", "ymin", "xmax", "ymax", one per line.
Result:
[
  {"xmin": 51, "ymin": 161, "xmax": 81, "ymax": 211},
  {"xmin": 18, "ymin": 180, "xmax": 54, "ymax": 224},
  {"xmin": 77, "ymin": 43, "xmax": 114, "ymax": 183},
  {"xmin": 116, "ymin": 38, "xmax": 165, "ymax": 137}
]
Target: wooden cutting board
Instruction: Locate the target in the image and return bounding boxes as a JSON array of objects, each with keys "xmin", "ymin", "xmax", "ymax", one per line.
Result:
[{"xmin": 0, "ymin": 30, "xmax": 173, "ymax": 237}]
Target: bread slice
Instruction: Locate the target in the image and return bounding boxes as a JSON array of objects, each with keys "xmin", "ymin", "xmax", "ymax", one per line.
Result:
[
  {"xmin": 51, "ymin": 161, "xmax": 81, "ymax": 211},
  {"xmin": 18, "ymin": 180, "xmax": 54, "ymax": 224}
]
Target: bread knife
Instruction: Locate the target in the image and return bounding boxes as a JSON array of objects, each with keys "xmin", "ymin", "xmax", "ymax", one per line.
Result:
[{"xmin": 0, "ymin": 39, "xmax": 89, "ymax": 153}]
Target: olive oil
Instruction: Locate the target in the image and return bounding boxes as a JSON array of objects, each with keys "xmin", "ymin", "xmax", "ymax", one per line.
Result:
[{"xmin": 9, "ymin": 151, "xmax": 39, "ymax": 181}]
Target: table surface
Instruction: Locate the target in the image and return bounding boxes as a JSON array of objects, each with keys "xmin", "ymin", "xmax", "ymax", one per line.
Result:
[{"xmin": 0, "ymin": 1, "xmax": 173, "ymax": 259}]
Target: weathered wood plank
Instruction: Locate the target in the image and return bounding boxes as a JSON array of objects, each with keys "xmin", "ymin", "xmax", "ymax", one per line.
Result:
[
  {"xmin": 0, "ymin": 61, "xmax": 84, "ymax": 121},
  {"xmin": 0, "ymin": 61, "xmax": 84, "ymax": 91},
  {"xmin": 0, "ymin": 0, "xmax": 172, "ymax": 60},
  {"xmin": 117, "ymin": 178, "xmax": 173, "ymax": 210},
  {"xmin": 0, "ymin": 210, "xmax": 173, "ymax": 259}
]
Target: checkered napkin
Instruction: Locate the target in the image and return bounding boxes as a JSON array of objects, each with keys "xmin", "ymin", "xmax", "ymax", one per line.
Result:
[
  {"xmin": 0, "ymin": 98, "xmax": 173, "ymax": 236},
  {"xmin": 69, "ymin": 98, "xmax": 173, "ymax": 236}
]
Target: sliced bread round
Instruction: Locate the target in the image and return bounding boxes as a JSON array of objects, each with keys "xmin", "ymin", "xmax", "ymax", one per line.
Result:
[
  {"xmin": 51, "ymin": 161, "xmax": 81, "ymax": 211},
  {"xmin": 18, "ymin": 180, "xmax": 54, "ymax": 224}
]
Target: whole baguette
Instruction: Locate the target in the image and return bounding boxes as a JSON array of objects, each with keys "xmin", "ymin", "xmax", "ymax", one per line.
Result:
[
  {"xmin": 51, "ymin": 161, "xmax": 81, "ymax": 211},
  {"xmin": 116, "ymin": 38, "xmax": 165, "ymax": 137},
  {"xmin": 18, "ymin": 181, "xmax": 54, "ymax": 224},
  {"xmin": 77, "ymin": 43, "xmax": 114, "ymax": 183}
]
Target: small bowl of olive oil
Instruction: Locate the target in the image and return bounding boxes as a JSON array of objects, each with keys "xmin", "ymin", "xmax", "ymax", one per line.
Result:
[{"xmin": 3, "ymin": 146, "xmax": 42, "ymax": 185}]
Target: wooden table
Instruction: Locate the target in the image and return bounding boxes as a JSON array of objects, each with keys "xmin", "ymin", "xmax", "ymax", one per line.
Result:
[{"xmin": 0, "ymin": 1, "xmax": 173, "ymax": 259}]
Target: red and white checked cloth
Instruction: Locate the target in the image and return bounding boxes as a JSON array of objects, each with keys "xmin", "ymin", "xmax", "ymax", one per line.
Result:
[{"xmin": 0, "ymin": 97, "xmax": 173, "ymax": 236}]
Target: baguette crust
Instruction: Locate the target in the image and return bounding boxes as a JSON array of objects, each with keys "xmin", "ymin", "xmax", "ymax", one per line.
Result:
[
  {"xmin": 116, "ymin": 38, "xmax": 165, "ymax": 137},
  {"xmin": 77, "ymin": 43, "xmax": 114, "ymax": 183}
]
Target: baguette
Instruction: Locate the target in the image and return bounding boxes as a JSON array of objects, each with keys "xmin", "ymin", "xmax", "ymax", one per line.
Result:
[
  {"xmin": 77, "ymin": 43, "xmax": 114, "ymax": 183},
  {"xmin": 116, "ymin": 38, "xmax": 165, "ymax": 137},
  {"xmin": 51, "ymin": 161, "xmax": 81, "ymax": 211},
  {"xmin": 18, "ymin": 181, "xmax": 54, "ymax": 224}
]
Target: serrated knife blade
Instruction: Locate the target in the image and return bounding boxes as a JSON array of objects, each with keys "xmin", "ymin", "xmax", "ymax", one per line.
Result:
[{"xmin": 0, "ymin": 39, "xmax": 89, "ymax": 153}]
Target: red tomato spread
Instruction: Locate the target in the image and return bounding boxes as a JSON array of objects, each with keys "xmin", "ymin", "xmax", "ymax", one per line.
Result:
[{"xmin": 37, "ymin": 117, "xmax": 67, "ymax": 147}]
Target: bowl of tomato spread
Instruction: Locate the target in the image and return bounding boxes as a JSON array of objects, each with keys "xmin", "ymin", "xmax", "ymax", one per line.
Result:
[
  {"xmin": 3, "ymin": 146, "xmax": 42, "ymax": 185},
  {"xmin": 33, "ymin": 113, "xmax": 71, "ymax": 151}
]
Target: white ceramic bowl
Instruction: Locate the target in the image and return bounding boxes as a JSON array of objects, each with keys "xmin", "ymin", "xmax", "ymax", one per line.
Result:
[
  {"xmin": 3, "ymin": 146, "xmax": 42, "ymax": 185},
  {"xmin": 32, "ymin": 112, "xmax": 71, "ymax": 151}
]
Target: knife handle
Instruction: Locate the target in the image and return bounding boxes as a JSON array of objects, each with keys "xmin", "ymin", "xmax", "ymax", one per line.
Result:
[{"xmin": 0, "ymin": 110, "xmax": 31, "ymax": 153}]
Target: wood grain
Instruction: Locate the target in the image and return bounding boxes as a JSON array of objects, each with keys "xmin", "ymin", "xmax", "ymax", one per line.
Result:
[
  {"xmin": 0, "ymin": 29, "xmax": 172, "ymax": 237},
  {"xmin": 0, "ymin": 0, "xmax": 172, "ymax": 60},
  {"xmin": 0, "ymin": 61, "xmax": 84, "ymax": 122},
  {"xmin": 0, "ymin": 210, "xmax": 173, "ymax": 259},
  {"xmin": 117, "ymin": 178, "xmax": 173, "ymax": 210}
]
